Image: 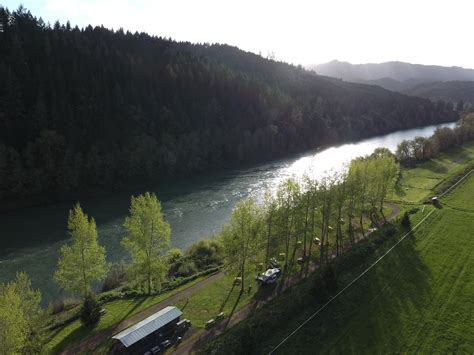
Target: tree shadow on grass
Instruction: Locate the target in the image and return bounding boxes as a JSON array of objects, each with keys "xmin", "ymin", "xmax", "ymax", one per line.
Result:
[
  {"xmin": 274, "ymin": 232, "xmax": 433, "ymax": 354},
  {"xmin": 219, "ymin": 282, "xmax": 236, "ymax": 313},
  {"xmin": 53, "ymin": 296, "xmax": 148, "ymax": 353},
  {"xmin": 223, "ymin": 291, "xmax": 243, "ymax": 330},
  {"xmin": 444, "ymin": 146, "xmax": 471, "ymax": 164},
  {"xmin": 424, "ymin": 159, "xmax": 449, "ymax": 174},
  {"xmin": 52, "ymin": 325, "xmax": 91, "ymax": 354},
  {"xmin": 113, "ymin": 296, "xmax": 148, "ymax": 329}
]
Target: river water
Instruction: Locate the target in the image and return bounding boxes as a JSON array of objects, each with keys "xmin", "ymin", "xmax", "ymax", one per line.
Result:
[{"xmin": 0, "ymin": 122, "xmax": 455, "ymax": 303}]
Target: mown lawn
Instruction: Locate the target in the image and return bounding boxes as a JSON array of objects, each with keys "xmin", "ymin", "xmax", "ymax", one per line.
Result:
[
  {"xmin": 45, "ymin": 271, "xmax": 260, "ymax": 354},
  {"xmin": 44, "ymin": 275, "xmax": 210, "ymax": 353},
  {"xmin": 392, "ymin": 142, "xmax": 474, "ymax": 203},
  {"xmin": 179, "ymin": 273, "xmax": 259, "ymax": 328},
  {"xmin": 262, "ymin": 175, "xmax": 474, "ymax": 353}
]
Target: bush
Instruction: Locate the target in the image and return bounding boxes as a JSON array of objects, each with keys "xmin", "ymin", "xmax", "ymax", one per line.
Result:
[
  {"xmin": 102, "ymin": 262, "xmax": 128, "ymax": 292},
  {"xmin": 48, "ymin": 298, "xmax": 80, "ymax": 315},
  {"xmin": 167, "ymin": 248, "xmax": 184, "ymax": 264},
  {"xmin": 80, "ymin": 295, "xmax": 101, "ymax": 328},
  {"xmin": 49, "ymin": 299, "xmax": 66, "ymax": 315},
  {"xmin": 186, "ymin": 239, "xmax": 224, "ymax": 269},
  {"xmin": 176, "ymin": 260, "xmax": 198, "ymax": 277},
  {"xmin": 97, "ymin": 289, "xmax": 122, "ymax": 303}
]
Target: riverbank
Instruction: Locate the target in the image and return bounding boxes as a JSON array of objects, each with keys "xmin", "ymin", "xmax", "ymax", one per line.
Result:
[
  {"xmin": 0, "ymin": 122, "xmax": 459, "ymax": 307},
  {"xmin": 32, "ymin": 139, "xmax": 474, "ymax": 353},
  {"xmin": 199, "ymin": 152, "xmax": 474, "ymax": 354},
  {"xmin": 42, "ymin": 201, "xmax": 400, "ymax": 354},
  {"xmin": 0, "ymin": 121, "xmax": 458, "ymax": 215}
]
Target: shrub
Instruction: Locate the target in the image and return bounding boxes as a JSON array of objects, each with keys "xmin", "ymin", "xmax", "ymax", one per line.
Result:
[
  {"xmin": 102, "ymin": 262, "xmax": 128, "ymax": 292},
  {"xmin": 48, "ymin": 298, "xmax": 80, "ymax": 315},
  {"xmin": 186, "ymin": 239, "xmax": 224, "ymax": 269},
  {"xmin": 80, "ymin": 295, "xmax": 101, "ymax": 328},
  {"xmin": 97, "ymin": 290, "xmax": 122, "ymax": 303},
  {"xmin": 176, "ymin": 260, "xmax": 198, "ymax": 277},
  {"xmin": 167, "ymin": 248, "xmax": 184, "ymax": 264},
  {"xmin": 49, "ymin": 299, "xmax": 65, "ymax": 315}
]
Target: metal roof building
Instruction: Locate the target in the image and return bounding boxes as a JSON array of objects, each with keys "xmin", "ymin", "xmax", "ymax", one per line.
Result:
[{"xmin": 112, "ymin": 306, "xmax": 183, "ymax": 348}]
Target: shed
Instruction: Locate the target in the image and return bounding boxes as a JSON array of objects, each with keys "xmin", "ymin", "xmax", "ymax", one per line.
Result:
[{"xmin": 111, "ymin": 306, "xmax": 182, "ymax": 354}]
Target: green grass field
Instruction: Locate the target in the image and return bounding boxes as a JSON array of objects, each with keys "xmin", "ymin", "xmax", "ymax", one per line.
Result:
[
  {"xmin": 45, "ymin": 271, "xmax": 259, "ymax": 353},
  {"xmin": 392, "ymin": 142, "xmax": 474, "ymax": 203},
  {"xmin": 45, "ymin": 275, "xmax": 209, "ymax": 353},
  {"xmin": 179, "ymin": 273, "xmax": 258, "ymax": 329},
  {"xmin": 263, "ymin": 172, "xmax": 474, "ymax": 353}
]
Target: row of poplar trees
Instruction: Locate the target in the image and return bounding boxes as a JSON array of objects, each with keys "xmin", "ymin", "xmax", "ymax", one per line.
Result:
[{"xmin": 221, "ymin": 149, "xmax": 399, "ymax": 293}]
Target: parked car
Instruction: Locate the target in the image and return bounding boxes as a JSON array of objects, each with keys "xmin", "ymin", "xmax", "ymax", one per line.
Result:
[
  {"xmin": 256, "ymin": 268, "xmax": 282, "ymax": 284},
  {"xmin": 150, "ymin": 345, "xmax": 161, "ymax": 354},
  {"xmin": 160, "ymin": 340, "xmax": 172, "ymax": 349},
  {"xmin": 268, "ymin": 258, "xmax": 280, "ymax": 269},
  {"xmin": 176, "ymin": 319, "xmax": 191, "ymax": 332}
]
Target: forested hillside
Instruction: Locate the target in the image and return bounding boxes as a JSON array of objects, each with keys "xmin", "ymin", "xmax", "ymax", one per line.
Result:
[
  {"xmin": 0, "ymin": 7, "xmax": 457, "ymax": 203},
  {"xmin": 403, "ymin": 81, "xmax": 474, "ymax": 107}
]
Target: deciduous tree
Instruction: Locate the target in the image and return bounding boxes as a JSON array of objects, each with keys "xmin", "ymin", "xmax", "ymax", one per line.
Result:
[
  {"xmin": 55, "ymin": 203, "xmax": 108, "ymax": 297},
  {"xmin": 221, "ymin": 198, "xmax": 263, "ymax": 293},
  {"xmin": 122, "ymin": 192, "xmax": 171, "ymax": 294}
]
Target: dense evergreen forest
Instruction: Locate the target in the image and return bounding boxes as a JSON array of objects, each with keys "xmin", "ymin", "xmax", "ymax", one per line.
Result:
[{"xmin": 0, "ymin": 7, "xmax": 458, "ymax": 204}]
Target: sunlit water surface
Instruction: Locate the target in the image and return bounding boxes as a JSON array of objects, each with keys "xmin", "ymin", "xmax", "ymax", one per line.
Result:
[{"xmin": 0, "ymin": 122, "xmax": 455, "ymax": 303}]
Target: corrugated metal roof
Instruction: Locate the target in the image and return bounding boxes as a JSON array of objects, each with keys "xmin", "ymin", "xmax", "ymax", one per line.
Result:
[{"xmin": 112, "ymin": 306, "xmax": 182, "ymax": 347}]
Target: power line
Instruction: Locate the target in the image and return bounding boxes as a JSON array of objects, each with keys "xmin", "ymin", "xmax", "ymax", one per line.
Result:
[
  {"xmin": 269, "ymin": 168, "xmax": 474, "ymax": 354},
  {"xmin": 438, "ymin": 169, "xmax": 473, "ymax": 198},
  {"xmin": 268, "ymin": 208, "xmax": 436, "ymax": 354}
]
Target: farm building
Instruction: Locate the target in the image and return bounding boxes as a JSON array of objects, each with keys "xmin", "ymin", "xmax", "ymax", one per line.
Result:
[{"xmin": 111, "ymin": 306, "xmax": 182, "ymax": 354}]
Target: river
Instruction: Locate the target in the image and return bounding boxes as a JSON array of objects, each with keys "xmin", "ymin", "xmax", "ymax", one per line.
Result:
[{"xmin": 0, "ymin": 122, "xmax": 456, "ymax": 304}]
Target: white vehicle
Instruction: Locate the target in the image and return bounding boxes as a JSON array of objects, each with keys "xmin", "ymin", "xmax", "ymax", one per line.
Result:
[{"xmin": 256, "ymin": 268, "xmax": 282, "ymax": 284}]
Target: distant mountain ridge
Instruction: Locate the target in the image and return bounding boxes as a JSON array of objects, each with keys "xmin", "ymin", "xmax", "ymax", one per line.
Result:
[
  {"xmin": 403, "ymin": 81, "xmax": 474, "ymax": 105},
  {"xmin": 311, "ymin": 60, "xmax": 474, "ymax": 105},
  {"xmin": 313, "ymin": 60, "xmax": 474, "ymax": 83}
]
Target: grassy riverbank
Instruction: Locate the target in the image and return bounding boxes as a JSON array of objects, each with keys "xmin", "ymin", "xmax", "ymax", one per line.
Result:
[
  {"xmin": 43, "ymin": 142, "xmax": 474, "ymax": 354},
  {"xmin": 392, "ymin": 141, "xmax": 474, "ymax": 203},
  {"xmin": 202, "ymin": 145, "xmax": 474, "ymax": 354},
  {"xmin": 262, "ymin": 174, "xmax": 474, "ymax": 354}
]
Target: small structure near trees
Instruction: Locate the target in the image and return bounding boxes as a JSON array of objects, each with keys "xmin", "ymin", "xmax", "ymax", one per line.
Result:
[{"xmin": 111, "ymin": 306, "xmax": 184, "ymax": 354}]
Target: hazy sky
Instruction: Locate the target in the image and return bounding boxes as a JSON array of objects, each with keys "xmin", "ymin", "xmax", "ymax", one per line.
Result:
[{"xmin": 3, "ymin": 0, "xmax": 474, "ymax": 68}]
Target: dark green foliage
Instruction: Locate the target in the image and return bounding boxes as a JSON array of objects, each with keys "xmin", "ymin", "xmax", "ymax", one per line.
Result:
[
  {"xmin": 79, "ymin": 295, "xmax": 101, "ymax": 328},
  {"xmin": 409, "ymin": 207, "xmax": 420, "ymax": 214},
  {"xmin": 322, "ymin": 264, "xmax": 338, "ymax": 294},
  {"xmin": 0, "ymin": 6, "xmax": 457, "ymax": 204},
  {"xmin": 395, "ymin": 121, "xmax": 474, "ymax": 166},
  {"xmin": 186, "ymin": 239, "xmax": 224, "ymax": 269},
  {"xmin": 166, "ymin": 248, "xmax": 184, "ymax": 264},
  {"xmin": 176, "ymin": 260, "xmax": 198, "ymax": 277},
  {"xmin": 400, "ymin": 212, "xmax": 412, "ymax": 229}
]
